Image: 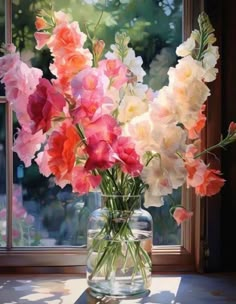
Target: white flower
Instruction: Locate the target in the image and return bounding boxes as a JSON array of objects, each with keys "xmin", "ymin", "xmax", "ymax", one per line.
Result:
[
  {"xmin": 160, "ymin": 155, "xmax": 186, "ymax": 189},
  {"xmin": 104, "ymin": 86, "xmax": 120, "ymax": 111},
  {"xmin": 141, "ymin": 158, "xmax": 173, "ymax": 197},
  {"xmin": 150, "ymin": 87, "xmax": 177, "ymax": 124},
  {"xmin": 203, "ymin": 67, "xmax": 218, "ymax": 82},
  {"xmin": 124, "ymin": 49, "xmax": 146, "ymax": 82},
  {"xmin": 118, "ymin": 95, "xmax": 148, "ymax": 123},
  {"xmin": 124, "ymin": 112, "xmax": 155, "ymax": 157},
  {"xmin": 176, "ymin": 35, "xmax": 196, "ymax": 57},
  {"xmin": 142, "ymin": 155, "xmax": 186, "ymax": 204},
  {"xmin": 144, "ymin": 190, "xmax": 164, "ymax": 208},
  {"xmin": 168, "ymin": 56, "xmax": 205, "ymax": 86},
  {"xmin": 129, "ymin": 82, "xmax": 149, "ymax": 99},
  {"xmin": 203, "ymin": 45, "xmax": 219, "ymax": 69},
  {"xmin": 106, "ymin": 47, "xmax": 146, "ymax": 82},
  {"xmin": 151, "ymin": 123, "xmax": 187, "ymax": 156},
  {"xmin": 173, "ymin": 80, "xmax": 210, "ymax": 128},
  {"xmin": 202, "ymin": 45, "xmax": 219, "ymax": 82}
]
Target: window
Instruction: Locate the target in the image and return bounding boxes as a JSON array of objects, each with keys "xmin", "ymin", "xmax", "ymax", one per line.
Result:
[{"xmin": 0, "ymin": 0, "xmax": 203, "ymax": 272}]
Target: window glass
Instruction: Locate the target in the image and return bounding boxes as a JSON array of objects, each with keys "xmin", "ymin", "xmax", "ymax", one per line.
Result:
[
  {"xmin": 0, "ymin": 0, "xmax": 5, "ymax": 96},
  {"xmin": 0, "ymin": 104, "xmax": 6, "ymax": 247},
  {"xmin": 0, "ymin": 0, "xmax": 4, "ymax": 46},
  {"xmin": 11, "ymin": 0, "xmax": 182, "ymax": 247}
]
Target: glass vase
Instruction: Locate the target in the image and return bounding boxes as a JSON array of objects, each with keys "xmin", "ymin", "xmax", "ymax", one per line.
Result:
[{"xmin": 86, "ymin": 194, "xmax": 153, "ymax": 298}]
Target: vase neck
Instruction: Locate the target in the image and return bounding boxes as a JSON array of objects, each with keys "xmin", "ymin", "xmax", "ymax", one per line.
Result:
[{"xmin": 101, "ymin": 194, "xmax": 141, "ymax": 210}]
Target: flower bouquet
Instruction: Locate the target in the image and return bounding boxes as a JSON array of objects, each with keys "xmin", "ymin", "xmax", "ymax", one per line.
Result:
[{"xmin": 1, "ymin": 6, "xmax": 236, "ymax": 297}]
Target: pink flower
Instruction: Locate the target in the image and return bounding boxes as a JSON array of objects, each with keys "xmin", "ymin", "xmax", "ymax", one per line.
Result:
[
  {"xmin": 34, "ymin": 32, "xmax": 51, "ymax": 50},
  {"xmin": 35, "ymin": 150, "xmax": 51, "ymax": 177},
  {"xmin": 85, "ymin": 139, "xmax": 117, "ymax": 170},
  {"xmin": 2, "ymin": 60, "xmax": 42, "ymax": 128},
  {"xmin": 85, "ymin": 114, "xmax": 121, "ymax": 144},
  {"xmin": 114, "ymin": 137, "xmax": 143, "ymax": 177},
  {"xmin": 172, "ymin": 207, "xmax": 193, "ymax": 225},
  {"xmin": 99, "ymin": 59, "xmax": 128, "ymax": 89},
  {"xmin": 72, "ymin": 166, "xmax": 101, "ymax": 194},
  {"xmin": 71, "ymin": 67, "xmax": 108, "ymax": 102},
  {"xmin": 27, "ymin": 78, "xmax": 66, "ymax": 134},
  {"xmin": 0, "ymin": 52, "xmax": 20, "ymax": 78},
  {"xmin": 195, "ymin": 169, "xmax": 225, "ymax": 196},
  {"xmin": 13, "ymin": 127, "xmax": 46, "ymax": 167},
  {"xmin": 70, "ymin": 99, "xmax": 101, "ymax": 123},
  {"xmin": 54, "ymin": 11, "xmax": 70, "ymax": 25}
]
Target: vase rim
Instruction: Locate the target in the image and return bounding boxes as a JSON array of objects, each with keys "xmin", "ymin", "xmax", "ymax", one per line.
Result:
[{"xmin": 101, "ymin": 194, "xmax": 141, "ymax": 198}]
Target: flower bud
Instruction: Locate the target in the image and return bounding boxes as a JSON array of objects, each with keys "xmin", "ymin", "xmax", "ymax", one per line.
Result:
[
  {"xmin": 228, "ymin": 121, "xmax": 236, "ymax": 135},
  {"xmin": 93, "ymin": 40, "xmax": 105, "ymax": 60},
  {"xmin": 35, "ymin": 16, "xmax": 48, "ymax": 31}
]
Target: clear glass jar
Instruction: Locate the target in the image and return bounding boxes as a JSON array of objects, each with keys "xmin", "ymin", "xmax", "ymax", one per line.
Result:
[{"xmin": 87, "ymin": 194, "xmax": 153, "ymax": 298}]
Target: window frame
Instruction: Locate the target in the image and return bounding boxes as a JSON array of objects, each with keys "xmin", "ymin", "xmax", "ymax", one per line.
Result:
[{"xmin": 0, "ymin": 0, "xmax": 204, "ymax": 273}]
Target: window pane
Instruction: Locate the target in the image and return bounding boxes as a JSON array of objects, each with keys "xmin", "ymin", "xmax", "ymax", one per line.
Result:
[
  {"xmin": 11, "ymin": 0, "xmax": 182, "ymax": 247},
  {"xmin": 0, "ymin": 0, "xmax": 5, "ymax": 96},
  {"xmin": 0, "ymin": 104, "xmax": 6, "ymax": 247},
  {"xmin": 0, "ymin": 1, "xmax": 4, "ymax": 46}
]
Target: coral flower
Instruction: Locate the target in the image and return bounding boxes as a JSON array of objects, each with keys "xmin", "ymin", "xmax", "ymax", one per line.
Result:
[
  {"xmin": 35, "ymin": 16, "xmax": 48, "ymax": 31},
  {"xmin": 172, "ymin": 207, "xmax": 193, "ymax": 225},
  {"xmin": 47, "ymin": 122, "xmax": 81, "ymax": 187},
  {"xmin": 188, "ymin": 105, "xmax": 206, "ymax": 139},
  {"xmin": 195, "ymin": 169, "xmax": 225, "ymax": 196},
  {"xmin": 72, "ymin": 166, "xmax": 101, "ymax": 194}
]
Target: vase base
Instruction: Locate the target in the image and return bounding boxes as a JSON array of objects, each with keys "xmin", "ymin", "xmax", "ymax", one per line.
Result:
[{"xmin": 89, "ymin": 287, "xmax": 150, "ymax": 300}]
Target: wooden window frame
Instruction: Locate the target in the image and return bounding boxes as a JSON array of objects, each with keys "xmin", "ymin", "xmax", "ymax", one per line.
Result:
[{"xmin": 0, "ymin": 0, "xmax": 205, "ymax": 273}]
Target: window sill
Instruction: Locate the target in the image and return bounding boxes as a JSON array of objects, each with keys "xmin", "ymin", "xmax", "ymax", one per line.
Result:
[{"xmin": 0, "ymin": 273, "xmax": 235, "ymax": 303}]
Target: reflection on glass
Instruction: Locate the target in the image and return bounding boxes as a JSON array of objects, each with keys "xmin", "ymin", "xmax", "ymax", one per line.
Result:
[
  {"xmin": 12, "ymin": 0, "xmax": 182, "ymax": 246},
  {"xmin": 13, "ymin": 164, "xmax": 101, "ymax": 246},
  {"xmin": 0, "ymin": 104, "xmax": 6, "ymax": 247}
]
